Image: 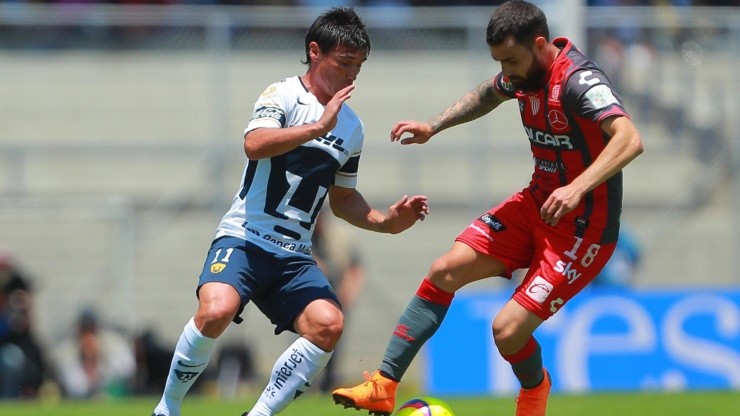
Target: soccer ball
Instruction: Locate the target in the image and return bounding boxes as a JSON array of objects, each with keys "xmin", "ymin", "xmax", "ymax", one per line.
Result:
[{"xmin": 395, "ymin": 397, "xmax": 456, "ymax": 416}]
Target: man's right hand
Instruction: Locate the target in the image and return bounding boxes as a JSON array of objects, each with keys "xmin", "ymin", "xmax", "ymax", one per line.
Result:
[
  {"xmin": 317, "ymin": 84, "xmax": 355, "ymax": 135},
  {"xmin": 390, "ymin": 120, "xmax": 434, "ymax": 145}
]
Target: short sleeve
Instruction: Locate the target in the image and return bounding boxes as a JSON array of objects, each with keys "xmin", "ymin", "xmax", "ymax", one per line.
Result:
[{"xmin": 244, "ymin": 83, "xmax": 289, "ymax": 135}]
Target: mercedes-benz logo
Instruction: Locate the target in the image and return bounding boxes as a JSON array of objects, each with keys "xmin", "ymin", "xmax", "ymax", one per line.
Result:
[{"xmin": 548, "ymin": 109, "xmax": 568, "ymax": 130}]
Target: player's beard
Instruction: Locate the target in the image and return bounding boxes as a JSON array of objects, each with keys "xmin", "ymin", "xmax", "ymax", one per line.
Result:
[{"xmin": 510, "ymin": 63, "xmax": 547, "ymax": 93}]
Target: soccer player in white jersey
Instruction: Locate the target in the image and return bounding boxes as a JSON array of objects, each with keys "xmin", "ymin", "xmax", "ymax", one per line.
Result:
[{"xmin": 151, "ymin": 7, "xmax": 429, "ymax": 416}]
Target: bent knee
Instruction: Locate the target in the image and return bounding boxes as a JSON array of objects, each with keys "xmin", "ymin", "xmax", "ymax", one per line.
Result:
[
  {"xmin": 196, "ymin": 282, "xmax": 240, "ymax": 334},
  {"xmin": 427, "ymin": 257, "xmax": 459, "ymax": 291},
  {"xmin": 298, "ymin": 301, "xmax": 344, "ymax": 350},
  {"xmin": 310, "ymin": 308, "xmax": 344, "ymax": 340},
  {"xmin": 492, "ymin": 315, "xmax": 537, "ymax": 355},
  {"xmin": 428, "ymin": 256, "xmax": 453, "ymax": 279},
  {"xmin": 492, "ymin": 318, "xmax": 518, "ymax": 346},
  {"xmin": 317, "ymin": 317, "xmax": 344, "ymax": 342},
  {"xmin": 196, "ymin": 303, "xmax": 238, "ymax": 330}
]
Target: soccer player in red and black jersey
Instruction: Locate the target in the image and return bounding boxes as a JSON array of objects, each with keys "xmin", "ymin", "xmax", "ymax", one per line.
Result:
[{"xmin": 333, "ymin": 1, "xmax": 644, "ymax": 416}]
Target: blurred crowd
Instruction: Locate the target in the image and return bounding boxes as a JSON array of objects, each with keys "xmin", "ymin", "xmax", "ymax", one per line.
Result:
[
  {"xmin": 0, "ymin": 254, "xmax": 45, "ymax": 399},
  {"xmin": 0, "ymin": 253, "xmax": 258, "ymax": 401}
]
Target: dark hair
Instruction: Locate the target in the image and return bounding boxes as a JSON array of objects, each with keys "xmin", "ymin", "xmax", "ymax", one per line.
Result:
[
  {"xmin": 303, "ymin": 7, "xmax": 370, "ymax": 65},
  {"xmin": 486, "ymin": 0, "xmax": 550, "ymax": 47}
]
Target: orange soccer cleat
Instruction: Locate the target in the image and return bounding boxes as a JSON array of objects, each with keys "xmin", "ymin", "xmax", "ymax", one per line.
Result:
[
  {"xmin": 515, "ymin": 368, "xmax": 552, "ymax": 416},
  {"xmin": 332, "ymin": 370, "xmax": 399, "ymax": 416}
]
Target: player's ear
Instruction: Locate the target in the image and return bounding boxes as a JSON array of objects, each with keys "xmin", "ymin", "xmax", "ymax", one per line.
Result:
[
  {"xmin": 533, "ymin": 36, "xmax": 547, "ymax": 53},
  {"xmin": 308, "ymin": 41, "xmax": 322, "ymax": 64}
]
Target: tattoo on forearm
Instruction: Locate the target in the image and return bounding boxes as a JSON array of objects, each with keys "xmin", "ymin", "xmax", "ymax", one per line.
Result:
[{"xmin": 429, "ymin": 80, "xmax": 499, "ymax": 134}]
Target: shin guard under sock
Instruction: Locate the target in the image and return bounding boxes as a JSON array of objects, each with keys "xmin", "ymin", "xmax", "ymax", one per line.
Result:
[{"xmin": 380, "ymin": 278, "xmax": 453, "ymax": 381}]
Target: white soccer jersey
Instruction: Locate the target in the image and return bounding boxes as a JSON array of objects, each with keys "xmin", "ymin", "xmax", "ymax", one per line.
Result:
[{"xmin": 215, "ymin": 76, "xmax": 364, "ymax": 257}]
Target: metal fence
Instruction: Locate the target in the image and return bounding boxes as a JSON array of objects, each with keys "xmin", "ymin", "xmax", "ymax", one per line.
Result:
[{"xmin": 0, "ymin": 3, "xmax": 738, "ymax": 386}]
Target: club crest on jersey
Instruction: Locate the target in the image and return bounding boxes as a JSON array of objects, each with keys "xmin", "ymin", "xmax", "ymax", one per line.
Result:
[
  {"xmin": 260, "ymin": 85, "xmax": 278, "ymax": 97},
  {"xmin": 529, "ymin": 95, "xmax": 540, "ymax": 115}
]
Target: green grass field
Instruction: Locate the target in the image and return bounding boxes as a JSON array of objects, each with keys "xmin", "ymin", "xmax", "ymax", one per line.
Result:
[{"xmin": 1, "ymin": 390, "xmax": 738, "ymax": 416}]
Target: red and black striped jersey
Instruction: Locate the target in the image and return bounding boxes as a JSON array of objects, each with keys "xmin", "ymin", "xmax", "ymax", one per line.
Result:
[{"xmin": 493, "ymin": 37, "xmax": 630, "ymax": 244}]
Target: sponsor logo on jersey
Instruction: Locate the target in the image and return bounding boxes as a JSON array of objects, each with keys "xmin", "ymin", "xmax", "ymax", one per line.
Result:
[
  {"xmin": 210, "ymin": 263, "xmax": 226, "ymax": 273},
  {"xmin": 260, "ymin": 233, "xmax": 312, "ymax": 255},
  {"xmin": 548, "ymin": 109, "xmax": 569, "ymax": 131},
  {"xmin": 251, "ymin": 106, "xmax": 286, "ymax": 126},
  {"xmin": 550, "ymin": 84, "xmax": 561, "ymax": 101},
  {"xmin": 525, "ymin": 275, "xmax": 553, "ymax": 304},
  {"xmin": 549, "ymin": 297, "xmax": 564, "ymax": 313},
  {"xmin": 574, "ymin": 216, "xmax": 589, "ymax": 229},
  {"xmin": 585, "ymin": 84, "xmax": 618, "ymax": 109},
  {"xmin": 524, "ymin": 126, "xmax": 574, "ymax": 149},
  {"xmin": 578, "ymin": 70, "xmax": 601, "ymax": 87},
  {"xmin": 479, "ymin": 213, "xmax": 506, "ymax": 232},
  {"xmin": 534, "ymin": 157, "xmax": 566, "ymax": 173}
]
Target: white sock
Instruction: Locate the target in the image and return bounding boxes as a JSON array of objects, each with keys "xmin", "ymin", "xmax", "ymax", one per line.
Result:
[
  {"xmin": 153, "ymin": 317, "xmax": 216, "ymax": 416},
  {"xmin": 247, "ymin": 337, "xmax": 333, "ymax": 416}
]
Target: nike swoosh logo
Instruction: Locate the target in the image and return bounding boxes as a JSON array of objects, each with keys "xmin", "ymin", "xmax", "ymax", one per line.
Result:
[
  {"xmin": 297, "ymin": 97, "xmax": 310, "ymax": 106},
  {"xmin": 177, "ymin": 360, "xmax": 205, "ymax": 368}
]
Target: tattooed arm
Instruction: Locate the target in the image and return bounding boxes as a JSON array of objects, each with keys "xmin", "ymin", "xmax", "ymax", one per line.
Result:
[
  {"xmin": 429, "ymin": 78, "xmax": 507, "ymax": 134},
  {"xmin": 390, "ymin": 78, "xmax": 509, "ymax": 145}
]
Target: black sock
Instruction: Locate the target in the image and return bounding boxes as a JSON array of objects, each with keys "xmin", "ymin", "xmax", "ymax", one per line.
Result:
[{"xmin": 504, "ymin": 337, "xmax": 544, "ymax": 389}]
